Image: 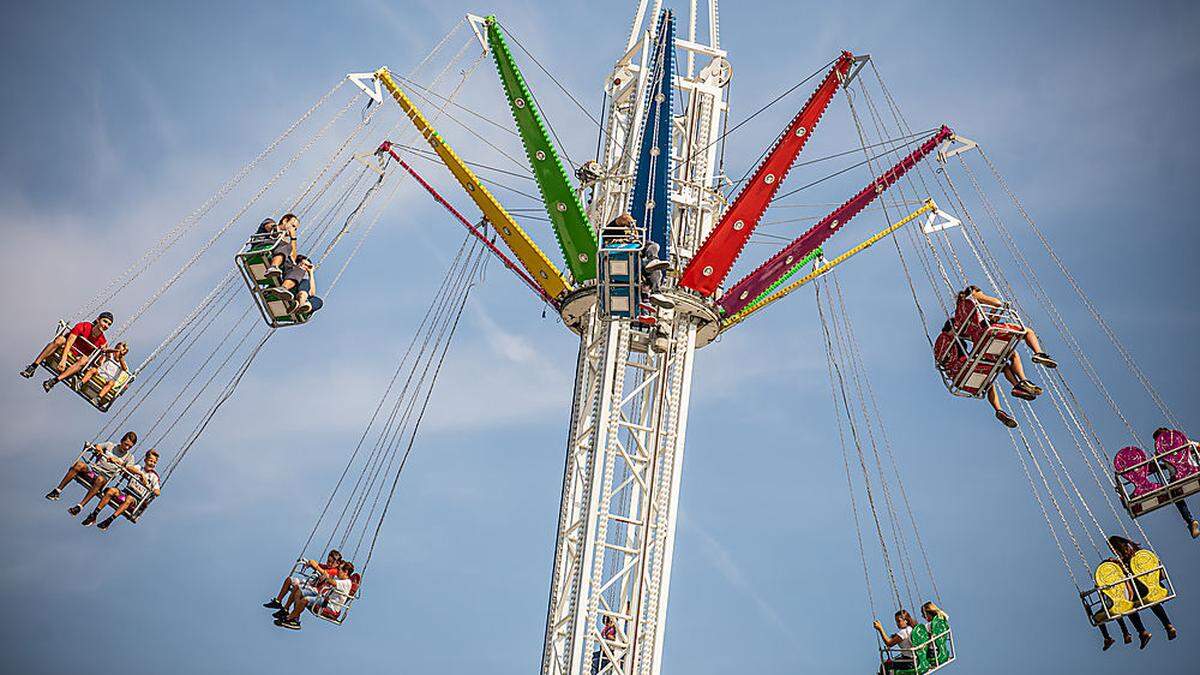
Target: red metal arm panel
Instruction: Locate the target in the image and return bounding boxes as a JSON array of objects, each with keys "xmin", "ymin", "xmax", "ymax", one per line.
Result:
[
  {"xmin": 379, "ymin": 141, "xmax": 557, "ymax": 308},
  {"xmin": 718, "ymin": 125, "xmax": 953, "ymax": 316},
  {"xmin": 679, "ymin": 52, "xmax": 855, "ymax": 296}
]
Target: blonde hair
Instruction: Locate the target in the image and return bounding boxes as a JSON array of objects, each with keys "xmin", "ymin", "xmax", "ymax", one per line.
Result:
[{"xmin": 921, "ymin": 602, "xmax": 948, "ymax": 621}]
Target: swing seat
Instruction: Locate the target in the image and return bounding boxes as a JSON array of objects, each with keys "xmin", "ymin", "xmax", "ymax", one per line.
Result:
[
  {"xmin": 1114, "ymin": 446, "xmax": 1162, "ymax": 498},
  {"xmin": 598, "ymin": 241, "xmax": 644, "ymax": 320},
  {"xmin": 1129, "ymin": 550, "xmax": 1169, "ymax": 605},
  {"xmin": 882, "ymin": 622, "xmax": 932, "ymax": 675},
  {"xmin": 1114, "ymin": 435, "xmax": 1200, "ymax": 517},
  {"xmin": 286, "ymin": 560, "xmax": 360, "ymax": 626},
  {"xmin": 38, "ymin": 321, "xmax": 134, "ymax": 412},
  {"xmin": 1094, "ymin": 560, "xmax": 1135, "ymax": 617},
  {"xmin": 1155, "ymin": 430, "xmax": 1200, "ymax": 482},
  {"xmin": 234, "ymin": 235, "xmax": 313, "ymax": 328},
  {"xmin": 934, "ymin": 320, "xmax": 1024, "ymax": 398},
  {"xmin": 315, "ymin": 573, "xmax": 361, "ymax": 624},
  {"xmin": 1083, "ymin": 553, "xmax": 1175, "ymax": 625},
  {"xmin": 927, "ymin": 616, "xmax": 954, "ymax": 669}
]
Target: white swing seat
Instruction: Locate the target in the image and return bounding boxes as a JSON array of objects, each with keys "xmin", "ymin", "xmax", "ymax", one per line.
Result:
[
  {"xmin": 286, "ymin": 558, "xmax": 361, "ymax": 625},
  {"xmin": 38, "ymin": 321, "xmax": 134, "ymax": 412}
]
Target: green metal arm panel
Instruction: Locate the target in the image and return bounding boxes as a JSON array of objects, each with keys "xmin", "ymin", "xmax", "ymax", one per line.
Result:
[{"xmin": 485, "ymin": 16, "xmax": 598, "ymax": 282}]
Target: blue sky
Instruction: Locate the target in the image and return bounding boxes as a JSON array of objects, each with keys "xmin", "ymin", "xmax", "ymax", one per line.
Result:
[{"xmin": 1, "ymin": 1, "xmax": 1198, "ymax": 673}]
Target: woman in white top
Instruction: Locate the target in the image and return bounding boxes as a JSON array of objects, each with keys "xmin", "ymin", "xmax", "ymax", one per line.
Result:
[{"xmin": 873, "ymin": 609, "xmax": 917, "ymax": 674}]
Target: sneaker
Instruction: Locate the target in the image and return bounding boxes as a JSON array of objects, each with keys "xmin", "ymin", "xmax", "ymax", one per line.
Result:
[
  {"xmin": 1123, "ymin": 633, "xmax": 1132, "ymax": 645},
  {"xmin": 996, "ymin": 410, "xmax": 1018, "ymax": 428},
  {"xmin": 42, "ymin": 378, "xmax": 58, "ymax": 392},
  {"xmin": 1011, "ymin": 387, "xmax": 1036, "ymax": 402},
  {"xmin": 1138, "ymin": 631, "xmax": 1151, "ymax": 650},
  {"xmin": 19, "ymin": 364, "xmax": 37, "ymax": 378},
  {"xmin": 295, "ymin": 301, "xmax": 312, "ymax": 315},
  {"xmin": 648, "ymin": 293, "xmax": 675, "ymax": 310},
  {"xmin": 97, "ymin": 517, "xmax": 114, "ymax": 531},
  {"xmin": 263, "ymin": 599, "xmax": 283, "ymax": 610},
  {"xmin": 45, "ymin": 489, "xmax": 61, "ymax": 501},
  {"xmin": 274, "ymin": 618, "xmax": 302, "ymax": 631},
  {"xmin": 1190, "ymin": 519, "xmax": 1200, "ymax": 539},
  {"xmin": 1019, "ymin": 380, "xmax": 1043, "ymax": 395},
  {"xmin": 1166, "ymin": 625, "xmax": 1177, "ymax": 640},
  {"xmin": 265, "ymin": 266, "xmax": 282, "ymax": 278},
  {"xmin": 1102, "ymin": 636, "xmax": 1115, "ymax": 651},
  {"xmin": 267, "ymin": 287, "xmax": 293, "ymax": 301},
  {"xmin": 643, "ymin": 259, "xmax": 670, "ymax": 274},
  {"xmin": 272, "ymin": 609, "xmax": 288, "ymax": 620},
  {"xmin": 67, "ymin": 504, "xmax": 82, "ymax": 516},
  {"xmin": 1031, "ymin": 352, "xmax": 1057, "ymax": 368},
  {"xmin": 81, "ymin": 512, "xmax": 97, "ymax": 527}
]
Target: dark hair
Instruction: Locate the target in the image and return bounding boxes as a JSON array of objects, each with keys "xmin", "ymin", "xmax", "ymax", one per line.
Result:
[
  {"xmin": 328, "ymin": 549, "xmax": 342, "ymax": 560},
  {"xmin": 341, "ymin": 561, "xmax": 355, "ymax": 575},
  {"xmin": 97, "ymin": 311, "xmax": 114, "ymax": 323},
  {"xmin": 122, "ymin": 431, "xmax": 138, "ymax": 444},
  {"xmin": 941, "ymin": 319, "xmax": 953, "ymax": 333},
  {"xmin": 1108, "ymin": 535, "xmax": 1138, "ymax": 559},
  {"xmin": 146, "ymin": 449, "xmax": 160, "ymax": 460},
  {"xmin": 295, "ymin": 254, "xmax": 311, "ymax": 265},
  {"xmin": 260, "ymin": 218, "xmax": 276, "ymax": 227},
  {"xmin": 280, "ymin": 213, "xmax": 299, "ymax": 223},
  {"xmin": 894, "ymin": 609, "xmax": 915, "ymax": 626},
  {"xmin": 1152, "ymin": 427, "xmax": 1169, "ymax": 440}
]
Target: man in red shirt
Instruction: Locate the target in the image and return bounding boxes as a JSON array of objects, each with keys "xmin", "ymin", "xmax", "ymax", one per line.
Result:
[{"xmin": 20, "ymin": 312, "xmax": 113, "ymax": 390}]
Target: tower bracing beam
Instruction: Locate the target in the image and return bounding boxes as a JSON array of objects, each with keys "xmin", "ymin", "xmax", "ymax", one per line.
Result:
[
  {"xmin": 628, "ymin": 9, "xmax": 677, "ymax": 259},
  {"xmin": 485, "ymin": 16, "xmax": 599, "ymax": 282},
  {"xmin": 724, "ymin": 199, "xmax": 936, "ymax": 328},
  {"xmin": 373, "ymin": 67, "xmax": 572, "ymax": 300},
  {"xmin": 718, "ymin": 125, "xmax": 953, "ymax": 316},
  {"xmin": 679, "ymin": 51, "xmax": 855, "ymax": 296}
]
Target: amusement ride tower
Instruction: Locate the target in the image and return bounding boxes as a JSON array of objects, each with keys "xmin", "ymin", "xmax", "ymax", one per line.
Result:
[{"xmin": 542, "ymin": 3, "xmax": 730, "ymax": 674}]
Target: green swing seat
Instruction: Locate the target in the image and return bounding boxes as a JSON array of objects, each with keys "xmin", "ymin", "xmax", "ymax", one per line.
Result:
[{"xmin": 234, "ymin": 233, "xmax": 312, "ymax": 327}]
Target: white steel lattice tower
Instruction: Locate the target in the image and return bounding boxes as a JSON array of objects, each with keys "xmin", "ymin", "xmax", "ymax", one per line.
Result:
[{"xmin": 545, "ymin": 2, "xmax": 731, "ymax": 674}]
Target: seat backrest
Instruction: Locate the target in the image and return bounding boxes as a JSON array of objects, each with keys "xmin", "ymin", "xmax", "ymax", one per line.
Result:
[
  {"xmin": 1113, "ymin": 446, "xmax": 1160, "ymax": 497},
  {"xmin": 932, "ymin": 332, "xmax": 962, "ymax": 369},
  {"xmin": 1094, "ymin": 560, "xmax": 1134, "ymax": 617},
  {"xmin": 908, "ymin": 624, "xmax": 931, "ymax": 674},
  {"xmin": 1128, "ymin": 549, "xmax": 1169, "ymax": 604},
  {"xmin": 1155, "ymin": 429, "xmax": 1199, "ymax": 481},
  {"xmin": 928, "ymin": 617, "xmax": 950, "ymax": 665}
]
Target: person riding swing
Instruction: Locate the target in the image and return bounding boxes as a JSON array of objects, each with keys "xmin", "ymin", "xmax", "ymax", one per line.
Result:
[{"xmin": 21, "ymin": 311, "xmax": 113, "ymax": 389}]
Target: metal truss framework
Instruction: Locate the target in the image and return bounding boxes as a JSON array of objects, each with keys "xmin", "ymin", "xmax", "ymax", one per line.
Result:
[{"xmin": 543, "ymin": 3, "xmax": 730, "ymax": 674}]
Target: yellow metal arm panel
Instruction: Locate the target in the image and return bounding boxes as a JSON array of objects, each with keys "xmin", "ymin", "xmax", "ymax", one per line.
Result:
[
  {"xmin": 723, "ymin": 200, "xmax": 935, "ymax": 329},
  {"xmin": 375, "ymin": 67, "xmax": 570, "ymax": 299}
]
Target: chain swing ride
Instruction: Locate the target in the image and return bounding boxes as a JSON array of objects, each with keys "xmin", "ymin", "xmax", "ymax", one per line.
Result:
[{"xmin": 25, "ymin": 1, "xmax": 1196, "ymax": 672}]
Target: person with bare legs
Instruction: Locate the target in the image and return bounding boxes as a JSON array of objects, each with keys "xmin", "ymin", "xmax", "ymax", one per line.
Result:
[
  {"xmin": 20, "ymin": 312, "xmax": 113, "ymax": 388},
  {"xmin": 268, "ymin": 255, "xmax": 323, "ymax": 316},
  {"xmin": 957, "ymin": 285, "xmax": 1057, "ymax": 367},
  {"xmin": 264, "ymin": 551, "xmax": 342, "ymax": 614},
  {"xmin": 85, "ymin": 449, "xmax": 161, "ymax": 530},
  {"xmin": 273, "ymin": 560, "xmax": 354, "ymax": 630},
  {"xmin": 45, "ymin": 431, "xmax": 138, "ymax": 518}
]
